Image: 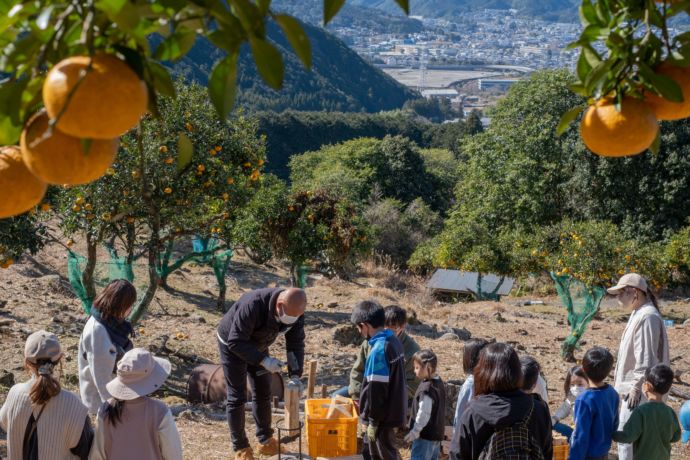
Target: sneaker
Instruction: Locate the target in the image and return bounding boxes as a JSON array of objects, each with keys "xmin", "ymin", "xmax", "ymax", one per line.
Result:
[
  {"xmin": 256, "ymin": 438, "xmax": 284, "ymax": 456},
  {"xmin": 235, "ymin": 447, "xmax": 255, "ymax": 460}
]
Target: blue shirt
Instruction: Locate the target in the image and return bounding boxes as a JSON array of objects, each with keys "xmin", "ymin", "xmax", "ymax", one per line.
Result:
[{"xmin": 568, "ymin": 384, "xmax": 619, "ymax": 460}]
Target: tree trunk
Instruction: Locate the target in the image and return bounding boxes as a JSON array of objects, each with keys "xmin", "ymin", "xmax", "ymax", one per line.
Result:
[
  {"xmin": 82, "ymin": 232, "xmax": 98, "ymax": 306},
  {"xmin": 216, "ymin": 284, "xmax": 227, "ymax": 312}
]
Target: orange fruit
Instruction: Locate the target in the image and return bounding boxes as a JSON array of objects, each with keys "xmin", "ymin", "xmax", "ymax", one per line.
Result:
[
  {"xmin": 1, "ymin": 259, "xmax": 13, "ymax": 269},
  {"xmin": 645, "ymin": 63, "xmax": 690, "ymax": 120},
  {"xmin": 159, "ymin": 145, "xmax": 168, "ymax": 153},
  {"xmin": 165, "ymin": 157, "xmax": 174, "ymax": 165},
  {"xmin": 580, "ymin": 97, "xmax": 658, "ymax": 157},
  {"xmin": 0, "ymin": 146, "xmax": 47, "ymax": 218},
  {"xmin": 21, "ymin": 110, "xmax": 118, "ymax": 185},
  {"xmin": 164, "ymin": 187, "xmax": 172, "ymax": 194},
  {"xmin": 43, "ymin": 53, "xmax": 148, "ymax": 139}
]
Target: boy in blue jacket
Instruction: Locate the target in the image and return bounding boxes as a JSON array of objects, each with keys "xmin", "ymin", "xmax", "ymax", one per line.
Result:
[
  {"xmin": 568, "ymin": 347, "xmax": 619, "ymax": 460},
  {"xmin": 352, "ymin": 300, "xmax": 407, "ymax": 460}
]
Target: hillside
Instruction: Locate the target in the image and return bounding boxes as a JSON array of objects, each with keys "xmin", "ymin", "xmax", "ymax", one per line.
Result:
[
  {"xmin": 352, "ymin": 0, "xmax": 581, "ymax": 22},
  {"xmin": 171, "ymin": 20, "xmax": 419, "ymax": 113}
]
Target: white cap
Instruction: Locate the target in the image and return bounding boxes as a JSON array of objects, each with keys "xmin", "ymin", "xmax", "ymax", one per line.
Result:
[{"xmin": 607, "ymin": 273, "xmax": 648, "ymax": 295}]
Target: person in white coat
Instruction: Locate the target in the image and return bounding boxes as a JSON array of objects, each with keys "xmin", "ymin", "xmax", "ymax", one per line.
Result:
[
  {"xmin": 78, "ymin": 279, "xmax": 137, "ymax": 415},
  {"xmin": 607, "ymin": 273, "xmax": 670, "ymax": 460}
]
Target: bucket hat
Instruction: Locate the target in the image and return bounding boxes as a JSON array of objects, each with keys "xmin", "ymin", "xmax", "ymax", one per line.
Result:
[{"xmin": 106, "ymin": 348, "xmax": 171, "ymax": 400}]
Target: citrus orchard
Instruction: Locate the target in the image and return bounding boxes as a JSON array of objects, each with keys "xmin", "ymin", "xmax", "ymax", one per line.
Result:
[
  {"xmin": 20, "ymin": 110, "xmax": 119, "ymax": 185},
  {"xmin": 43, "ymin": 53, "xmax": 148, "ymax": 139},
  {"xmin": 580, "ymin": 97, "xmax": 658, "ymax": 157},
  {"xmin": 0, "ymin": 146, "xmax": 47, "ymax": 219}
]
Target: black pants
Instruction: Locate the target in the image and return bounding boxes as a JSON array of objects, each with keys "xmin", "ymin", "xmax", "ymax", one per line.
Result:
[
  {"xmin": 362, "ymin": 426, "xmax": 400, "ymax": 460},
  {"xmin": 218, "ymin": 339, "xmax": 273, "ymax": 450}
]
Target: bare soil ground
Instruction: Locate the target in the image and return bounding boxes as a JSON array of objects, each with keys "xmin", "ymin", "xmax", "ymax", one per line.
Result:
[{"xmin": 1, "ymin": 241, "xmax": 689, "ymax": 459}]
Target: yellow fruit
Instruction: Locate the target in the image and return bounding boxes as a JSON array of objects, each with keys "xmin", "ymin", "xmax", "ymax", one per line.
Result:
[
  {"xmin": 159, "ymin": 145, "xmax": 168, "ymax": 153},
  {"xmin": 40, "ymin": 203, "xmax": 51, "ymax": 212},
  {"xmin": 209, "ymin": 149, "xmax": 217, "ymax": 156},
  {"xmin": 197, "ymin": 164, "xmax": 205, "ymax": 172},
  {"xmin": 250, "ymin": 170, "xmax": 260, "ymax": 181},
  {"xmin": 72, "ymin": 205, "xmax": 82, "ymax": 212},
  {"xmin": 67, "ymin": 239, "xmax": 74, "ymax": 247},
  {"xmin": 126, "ymin": 217, "xmax": 135, "ymax": 224},
  {"xmin": 580, "ymin": 97, "xmax": 659, "ymax": 157},
  {"xmin": 185, "ymin": 122, "xmax": 193, "ymax": 131},
  {"xmin": 164, "ymin": 187, "xmax": 172, "ymax": 194},
  {"xmin": 222, "ymin": 193, "xmax": 229, "ymax": 201},
  {"xmin": 84, "ymin": 203, "xmax": 93, "ymax": 211},
  {"xmin": 0, "ymin": 146, "xmax": 47, "ymax": 218},
  {"xmin": 226, "ymin": 177, "xmax": 234, "ymax": 185},
  {"xmin": 105, "ymin": 167, "xmax": 115, "ymax": 176},
  {"xmin": 43, "ymin": 53, "xmax": 148, "ymax": 139},
  {"xmin": 131, "ymin": 170, "xmax": 140, "ymax": 179},
  {"xmin": 645, "ymin": 62, "xmax": 690, "ymax": 120},
  {"xmin": 1, "ymin": 258, "xmax": 14, "ymax": 269},
  {"xmin": 215, "ymin": 146, "xmax": 222, "ymax": 152},
  {"xmin": 102, "ymin": 212, "xmax": 111, "ymax": 220},
  {"xmin": 258, "ymin": 159, "xmax": 264, "ymax": 166},
  {"xmin": 20, "ymin": 110, "xmax": 118, "ymax": 185},
  {"xmin": 243, "ymin": 162, "xmax": 251, "ymax": 168},
  {"xmin": 75, "ymin": 197, "xmax": 84, "ymax": 205},
  {"xmin": 165, "ymin": 157, "xmax": 174, "ymax": 165}
]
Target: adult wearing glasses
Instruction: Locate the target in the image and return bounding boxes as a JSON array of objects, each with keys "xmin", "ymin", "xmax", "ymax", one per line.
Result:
[
  {"xmin": 216, "ymin": 287, "xmax": 307, "ymax": 460},
  {"xmin": 607, "ymin": 273, "xmax": 670, "ymax": 460}
]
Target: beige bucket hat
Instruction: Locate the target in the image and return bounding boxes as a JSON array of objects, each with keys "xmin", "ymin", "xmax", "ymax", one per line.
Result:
[
  {"xmin": 106, "ymin": 348, "xmax": 171, "ymax": 401},
  {"xmin": 607, "ymin": 273, "xmax": 648, "ymax": 295}
]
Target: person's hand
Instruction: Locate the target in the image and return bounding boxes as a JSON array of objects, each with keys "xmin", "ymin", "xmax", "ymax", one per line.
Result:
[
  {"xmin": 624, "ymin": 385, "xmax": 642, "ymax": 410},
  {"xmin": 260, "ymin": 356, "xmax": 284, "ymax": 374},
  {"xmin": 366, "ymin": 423, "xmax": 378, "ymax": 443},
  {"xmin": 404, "ymin": 430, "xmax": 419, "ymax": 444},
  {"xmin": 288, "ymin": 376, "xmax": 303, "ymax": 395}
]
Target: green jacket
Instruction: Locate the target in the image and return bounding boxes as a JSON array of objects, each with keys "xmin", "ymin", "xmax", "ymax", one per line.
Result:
[
  {"xmin": 613, "ymin": 401, "xmax": 681, "ymax": 460},
  {"xmin": 348, "ymin": 331, "xmax": 421, "ymax": 400}
]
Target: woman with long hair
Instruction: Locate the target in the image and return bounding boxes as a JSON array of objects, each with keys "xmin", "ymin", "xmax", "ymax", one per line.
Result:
[
  {"xmin": 455, "ymin": 342, "xmax": 552, "ymax": 460},
  {"xmin": 607, "ymin": 273, "xmax": 670, "ymax": 460},
  {"xmin": 0, "ymin": 331, "xmax": 92, "ymax": 459},
  {"xmin": 78, "ymin": 279, "xmax": 137, "ymax": 414}
]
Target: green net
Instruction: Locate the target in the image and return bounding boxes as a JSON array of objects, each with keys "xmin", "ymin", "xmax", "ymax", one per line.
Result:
[
  {"xmin": 296, "ymin": 265, "xmax": 308, "ymax": 288},
  {"xmin": 550, "ymin": 272, "xmax": 606, "ymax": 359},
  {"xmin": 211, "ymin": 249, "xmax": 233, "ymax": 290}
]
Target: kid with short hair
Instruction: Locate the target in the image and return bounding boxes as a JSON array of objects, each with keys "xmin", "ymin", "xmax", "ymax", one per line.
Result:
[
  {"xmin": 613, "ymin": 364, "xmax": 682, "ymax": 460},
  {"xmin": 520, "ymin": 355, "xmax": 549, "ymax": 403},
  {"xmin": 405, "ymin": 350, "xmax": 447, "ymax": 460},
  {"xmin": 384, "ymin": 304, "xmax": 421, "ymax": 401},
  {"xmin": 568, "ymin": 347, "xmax": 619, "ymax": 460}
]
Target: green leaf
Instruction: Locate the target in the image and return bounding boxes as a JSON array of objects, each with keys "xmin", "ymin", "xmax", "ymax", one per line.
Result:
[
  {"xmin": 556, "ymin": 105, "xmax": 586, "ymax": 137},
  {"xmin": 579, "ymin": 1, "xmax": 599, "ymax": 27},
  {"xmin": 80, "ymin": 138, "xmax": 93, "ymax": 155},
  {"xmin": 576, "ymin": 50, "xmax": 593, "ymax": 82},
  {"xmin": 207, "ymin": 26, "xmax": 243, "ymax": 52},
  {"xmin": 393, "ymin": 0, "xmax": 410, "ymax": 15},
  {"xmin": 323, "ymin": 0, "xmax": 346, "ymax": 24},
  {"xmin": 208, "ymin": 54, "xmax": 238, "ymax": 118},
  {"xmin": 249, "ymin": 37, "xmax": 283, "ymax": 89},
  {"xmin": 584, "ymin": 60, "xmax": 613, "ymax": 97},
  {"xmin": 154, "ymin": 26, "xmax": 196, "ymax": 62},
  {"xmin": 147, "ymin": 60, "xmax": 175, "ymax": 97},
  {"xmin": 229, "ymin": 0, "xmax": 263, "ymax": 35},
  {"xmin": 177, "ymin": 132, "xmax": 193, "ymax": 172},
  {"xmin": 274, "ymin": 14, "xmax": 311, "ymax": 70},
  {"xmin": 582, "ymin": 44, "xmax": 601, "ymax": 69},
  {"xmin": 639, "ymin": 63, "xmax": 684, "ymax": 103}
]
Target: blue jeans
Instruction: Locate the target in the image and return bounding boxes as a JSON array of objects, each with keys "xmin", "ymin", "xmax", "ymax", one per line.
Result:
[
  {"xmin": 331, "ymin": 385, "xmax": 349, "ymax": 398},
  {"xmin": 411, "ymin": 438, "xmax": 440, "ymax": 460},
  {"xmin": 553, "ymin": 421, "xmax": 573, "ymax": 440}
]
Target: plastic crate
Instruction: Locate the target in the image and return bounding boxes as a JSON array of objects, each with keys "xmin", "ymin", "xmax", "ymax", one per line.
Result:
[
  {"xmin": 553, "ymin": 443, "xmax": 569, "ymax": 460},
  {"xmin": 305, "ymin": 398, "xmax": 359, "ymax": 458}
]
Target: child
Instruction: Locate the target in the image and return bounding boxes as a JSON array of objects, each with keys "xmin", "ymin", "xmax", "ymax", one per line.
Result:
[
  {"xmin": 613, "ymin": 364, "xmax": 681, "ymax": 459},
  {"xmin": 551, "ymin": 365, "xmax": 588, "ymax": 439},
  {"xmin": 384, "ymin": 305, "xmax": 421, "ymax": 402},
  {"xmin": 449, "ymin": 338, "xmax": 488, "ymax": 460},
  {"xmin": 568, "ymin": 347, "xmax": 619, "ymax": 460},
  {"xmin": 351, "ymin": 300, "xmax": 407, "ymax": 460},
  {"xmin": 0, "ymin": 331, "xmax": 93, "ymax": 460},
  {"xmin": 520, "ymin": 355, "xmax": 549, "ymax": 403},
  {"xmin": 90, "ymin": 348, "xmax": 183, "ymax": 460},
  {"xmin": 405, "ymin": 350, "xmax": 447, "ymax": 460}
]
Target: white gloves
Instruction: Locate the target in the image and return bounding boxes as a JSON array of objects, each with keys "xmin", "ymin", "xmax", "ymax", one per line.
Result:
[
  {"xmin": 625, "ymin": 385, "xmax": 642, "ymax": 410},
  {"xmin": 404, "ymin": 430, "xmax": 420, "ymax": 443},
  {"xmin": 260, "ymin": 356, "xmax": 284, "ymax": 374}
]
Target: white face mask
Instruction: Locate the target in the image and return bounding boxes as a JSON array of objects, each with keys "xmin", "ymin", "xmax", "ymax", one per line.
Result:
[
  {"xmin": 278, "ymin": 309, "xmax": 300, "ymax": 325},
  {"xmin": 570, "ymin": 385, "xmax": 586, "ymax": 398}
]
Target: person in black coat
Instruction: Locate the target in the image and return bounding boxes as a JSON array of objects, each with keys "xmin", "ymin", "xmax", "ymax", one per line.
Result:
[
  {"xmin": 216, "ymin": 287, "xmax": 307, "ymax": 460},
  {"xmin": 456, "ymin": 342, "xmax": 553, "ymax": 460}
]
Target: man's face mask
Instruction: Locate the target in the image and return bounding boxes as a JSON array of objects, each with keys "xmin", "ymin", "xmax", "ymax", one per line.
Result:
[{"xmin": 278, "ymin": 304, "xmax": 299, "ymax": 325}]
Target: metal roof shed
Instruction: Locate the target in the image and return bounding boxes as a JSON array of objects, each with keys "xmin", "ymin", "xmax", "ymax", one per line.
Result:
[{"xmin": 426, "ymin": 269, "xmax": 514, "ymax": 300}]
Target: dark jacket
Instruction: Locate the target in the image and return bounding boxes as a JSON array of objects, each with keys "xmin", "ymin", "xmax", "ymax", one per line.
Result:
[
  {"xmin": 457, "ymin": 391, "xmax": 553, "ymax": 460},
  {"xmin": 359, "ymin": 329, "xmax": 407, "ymax": 428},
  {"xmin": 217, "ymin": 288, "xmax": 305, "ymax": 376},
  {"xmin": 410, "ymin": 377, "xmax": 447, "ymax": 441}
]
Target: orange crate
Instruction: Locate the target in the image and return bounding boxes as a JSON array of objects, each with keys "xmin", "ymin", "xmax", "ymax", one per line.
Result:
[
  {"xmin": 553, "ymin": 443, "xmax": 569, "ymax": 460},
  {"xmin": 305, "ymin": 398, "xmax": 359, "ymax": 458}
]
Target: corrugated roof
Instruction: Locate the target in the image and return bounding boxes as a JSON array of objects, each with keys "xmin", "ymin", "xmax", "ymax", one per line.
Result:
[{"xmin": 426, "ymin": 269, "xmax": 514, "ymax": 296}]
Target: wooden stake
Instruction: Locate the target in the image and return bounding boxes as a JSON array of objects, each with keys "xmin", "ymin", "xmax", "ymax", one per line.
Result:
[
  {"xmin": 284, "ymin": 383, "xmax": 300, "ymax": 430},
  {"xmin": 321, "ymin": 384, "xmax": 328, "ymax": 398},
  {"xmin": 307, "ymin": 360, "xmax": 318, "ymax": 399}
]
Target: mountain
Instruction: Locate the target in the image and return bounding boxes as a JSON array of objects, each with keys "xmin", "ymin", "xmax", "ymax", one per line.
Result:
[
  {"xmin": 170, "ymin": 21, "xmax": 419, "ymax": 113},
  {"xmin": 351, "ymin": 0, "xmax": 581, "ymax": 23}
]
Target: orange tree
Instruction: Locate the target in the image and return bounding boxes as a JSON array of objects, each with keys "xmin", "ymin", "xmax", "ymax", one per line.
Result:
[
  {"xmin": 0, "ymin": 214, "xmax": 49, "ymax": 269},
  {"xmin": 55, "ymin": 83, "xmax": 265, "ymax": 321},
  {"xmin": 560, "ymin": 1, "xmax": 690, "ymax": 157},
  {"xmin": 234, "ymin": 177, "xmax": 369, "ymax": 285}
]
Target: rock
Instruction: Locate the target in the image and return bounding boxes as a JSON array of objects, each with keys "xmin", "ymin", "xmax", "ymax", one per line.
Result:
[
  {"xmin": 332, "ymin": 324, "xmax": 362, "ymax": 346},
  {"xmin": 0, "ymin": 370, "xmax": 15, "ymax": 387},
  {"xmin": 0, "ymin": 299, "xmax": 7, "ymax": 309},
  {"xmin": 326, "ymin": 301, "xmax": 339, "ymax": 308},
  {"xmin": 516, "ymin": 329, "xmax": 528, "ymax": 336},
  {"xmin": 52, "ymin": 316, "xmax": 63, "ymax": 323},
  {"xmin": 684, "ymin": 319, "xmax": 690, "ymax": 326},
  {"xmin": 186, "ymin": 314, "xmax": 206, "ymax": 324},
  {"xmin": 437, "ymin": 332, "xmax": 459, "ymax": 341},
  {"xmin": 443, "ymin": 327, "xmax": 471, "ymax": 341}
]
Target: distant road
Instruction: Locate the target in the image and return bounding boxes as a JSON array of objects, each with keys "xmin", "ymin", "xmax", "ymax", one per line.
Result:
[{"xmin": 378, "ymin": 64, "xmax": 534, "ymax": 89}]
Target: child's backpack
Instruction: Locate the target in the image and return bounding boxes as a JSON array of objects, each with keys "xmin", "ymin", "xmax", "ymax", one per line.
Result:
[{"xmin": 478, "ymin": 398, "xmax": 545, "ymax": 460}]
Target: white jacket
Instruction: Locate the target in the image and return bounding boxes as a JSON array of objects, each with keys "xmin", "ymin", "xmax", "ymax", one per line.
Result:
[
  {"xmin": 78, "ymin": 316, "xmax": 117, "ymax": 414},
  {"xmin": 614, "ymin": 303, "xmax": 670, "ymax": 395}
]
